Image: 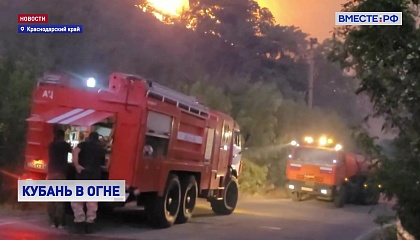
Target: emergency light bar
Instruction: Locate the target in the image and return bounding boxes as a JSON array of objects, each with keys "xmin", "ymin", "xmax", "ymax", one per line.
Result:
[
  {"xmin": 304, "ymin": 136, "xmax": 314, "ymax": 143},
  {"xmin": 38, "ymin": 72, "xmax": 97, "ymax": 89},
  {"xmin": 290, "ymin": 135, "xmax": 343, "ymax": 151}
]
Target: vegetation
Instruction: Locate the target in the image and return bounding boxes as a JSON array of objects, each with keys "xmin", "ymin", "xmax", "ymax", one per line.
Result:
[
  {"xmin": 331, "ymin": 0, "xmax": 420, "ymax": 238},
  {"xmin": 1, "ymin": 0, "xmax": 364, "ymax": 200},
  {"xmin": 0, "ymin": 56, "xmax": 38, "ymax": 172},
  {"xmin": 237, "ymin": 159, "xmax": 268, "ymax": 195},
  {"xmin": 371, "ymin": 225, "xmax": 397, "ymax": 240}
]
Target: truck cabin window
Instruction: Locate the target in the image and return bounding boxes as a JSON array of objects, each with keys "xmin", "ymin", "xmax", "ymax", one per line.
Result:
[
  {"xmin": 233, "ymin": 130, "xmax": 241, "ymax": 147},
  {"xmin": 293, "ymin": 148, "xmax": 338, "ymax": 166},
  {"xmin": 222, "ymin": 124, "xmax": 231, "ymax": 145}
]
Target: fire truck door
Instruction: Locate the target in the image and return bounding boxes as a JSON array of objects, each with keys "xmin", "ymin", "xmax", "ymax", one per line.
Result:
[
  {"xmin": 232, "ymin": 130, "xmax": 242, "ymax": 173},
  {"xmin": 217, "ymin": 121, "xmax": 233, "ymax": 175}
]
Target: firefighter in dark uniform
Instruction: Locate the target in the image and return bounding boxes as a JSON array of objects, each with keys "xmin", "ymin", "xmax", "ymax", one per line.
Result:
[
  {"xmin": 70, "ymin": 131, "xmax": 106, "ymax": 234},
  {"xmin": 47, "ymin": 129, "xmax": 72, "ymax": 228}
]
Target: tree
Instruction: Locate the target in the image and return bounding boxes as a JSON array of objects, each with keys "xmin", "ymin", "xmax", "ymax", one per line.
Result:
[
  {"xmin": 331, "ymin": 0, "xmax": 420, "ymax": 237},
  {"xmin": 228, "ymin": 80, "xmax": 282, "ymax": 148},
  {"xmin": 178, "ymin": 80, "xmax": 233, "ymax": 113},
  {"xmin": 312, "ymin": 39, "xmax": 364, "ymax": 124},
  {"xmin": 0, "ymin": 55, "xmax": 38, "ymax": 170}
]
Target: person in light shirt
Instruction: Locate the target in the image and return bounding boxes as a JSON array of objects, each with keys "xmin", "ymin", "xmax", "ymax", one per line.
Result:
[{"xmin": 70, "ymin": 132, "xmax": 106, "ymax": 234}]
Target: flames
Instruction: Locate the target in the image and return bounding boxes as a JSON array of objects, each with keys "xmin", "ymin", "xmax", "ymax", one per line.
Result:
[
  {"xmin": 147, "ymin": 0, "xmax": 189, "ymax": 16},
  {"xmin": 138, "ymin": 0, "xmax": 189, "ymax": 22}
]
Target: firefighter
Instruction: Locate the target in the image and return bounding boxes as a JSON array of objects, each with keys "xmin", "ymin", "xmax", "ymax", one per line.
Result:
[
  {"xmin": 47, "ymin": 129, "xmax": 72, "ymax": 228},
  {"xmin": 70, "ymin": 131, "xmax": 106, "ymax": 234}
]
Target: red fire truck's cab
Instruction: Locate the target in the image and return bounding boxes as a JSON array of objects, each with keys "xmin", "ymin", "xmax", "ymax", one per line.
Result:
[
  {"xmin": 286, "ymin": 136, "xmax": 381, "ymax": 208},
  {"xmin": 22, "ymin": 72, "xmax": 244, "ymax": 228}
]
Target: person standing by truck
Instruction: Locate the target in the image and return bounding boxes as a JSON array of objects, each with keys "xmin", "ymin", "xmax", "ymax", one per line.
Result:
[
  {"xmin": 70, "ymin": 131, "xmax": 106, "ymax": 234},
  {"xmin": 47, "ymin": 129, "xmax": 72, "ymax": 228}
]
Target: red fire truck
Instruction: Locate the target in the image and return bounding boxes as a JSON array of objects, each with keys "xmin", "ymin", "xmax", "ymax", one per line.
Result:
[
  {"xmin": 21, "ymin": 72, "xmax": 244, "ymax": 228},
  {"xmin": 286, "ymin": 136, "xmax": 381, "ymax": 208}
]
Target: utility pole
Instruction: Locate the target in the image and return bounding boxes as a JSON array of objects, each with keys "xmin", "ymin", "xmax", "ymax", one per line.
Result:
[{"xmin": 307, "ymin": 37, "xmax": 318, "ymax": 108}]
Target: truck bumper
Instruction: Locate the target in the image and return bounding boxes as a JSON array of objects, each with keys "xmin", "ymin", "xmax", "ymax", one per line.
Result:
[{"xmin": 287, "ymin": 180, "xmax": 334, "ymax": 200}]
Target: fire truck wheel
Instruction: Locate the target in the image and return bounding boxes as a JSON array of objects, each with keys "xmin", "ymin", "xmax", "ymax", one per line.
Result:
[
  {"xmin": 211, "ymin": 177, "xmax": 239, "ymax": 215},
  {"xmin": 149, "ymin": 174, "xmax": 181, "ymax": 228},
  {"xmin": 291, "ymin": 192, "xmax": 303, "ymax": 202},
  {"xmin": 175, "ymin": 175, "xmax": 198, "ymax": 224},
  {"xmin": 362, "ymin": 188, "xmax": 380, "ymax": 205},
  {"xmin": 333, "ymin": 186, "xmax": 345, "ymax": 208}
]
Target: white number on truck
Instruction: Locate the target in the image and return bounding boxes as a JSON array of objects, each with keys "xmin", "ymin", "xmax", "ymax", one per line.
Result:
[{"xmin": 42, "ymin": 90, "xmax": 54, "ymax": 99}]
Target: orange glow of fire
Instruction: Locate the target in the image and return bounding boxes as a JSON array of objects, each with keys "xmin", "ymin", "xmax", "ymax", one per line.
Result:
[{"xmin": 140, "ymin": 0, "xmax": 189, "ymax": 21}]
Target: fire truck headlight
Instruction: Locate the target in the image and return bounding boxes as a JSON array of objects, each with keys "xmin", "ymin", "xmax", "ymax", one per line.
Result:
[
  {"xmin": 288, "ymin": 184, "xmax": 295, "ymax": 190},
  {"xmin": 291, "ymin": 140, "xmax": 297, "ymax": 146},
  {"xmin": 335, "ymin": 144, "xmax": 343, "ymax": 151},
  {"xmin": 87, "ymin": 77, "xmax": 96, "ymax": 88}
]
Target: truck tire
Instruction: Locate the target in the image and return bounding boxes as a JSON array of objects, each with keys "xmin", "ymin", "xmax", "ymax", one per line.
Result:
[
  {"xmin": 333, "ymin": 186, "xmax": 345, "ymax": 208},
  {"xmin": 175, "ymin": 176, "xmax": 198, "ymax": 224},
  {"xmin": 291, "ymin": 192, "xmax": 303, "ymax": 202},
  {"xmin": 211, "ymin": 177, "xmax": 239, "ymax": 215},
  {"xmin": 148, "ymin": 174, "xmax": 181, "ymax": 228}
]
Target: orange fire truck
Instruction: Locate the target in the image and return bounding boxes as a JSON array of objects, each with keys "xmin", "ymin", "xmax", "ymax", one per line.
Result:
[
  {"xmin": 21, "ymin": 72, "xmax": 244, "ymax": 228},
  {"xmin": 286, "ymin": 136, "xmax": 381, "ymax": 208}
]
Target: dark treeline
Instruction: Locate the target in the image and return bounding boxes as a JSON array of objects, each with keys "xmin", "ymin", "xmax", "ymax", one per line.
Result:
[
  {"xmin": 0, "ymin": 0, "xmax": 364, "ymax": 191},
  {"xmin": 332, "ymin": 0, "xmax": 420, "ymax": 237}
]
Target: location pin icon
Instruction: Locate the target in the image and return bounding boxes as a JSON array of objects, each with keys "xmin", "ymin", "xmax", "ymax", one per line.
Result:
[{"xmin": 20, "ymin": 26, "xmax": 25, "ymax": 32}]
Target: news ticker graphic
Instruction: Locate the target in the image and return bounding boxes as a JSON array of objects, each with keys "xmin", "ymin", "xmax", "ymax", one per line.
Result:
[
  {"xmin": 18, "ymin": 25, "xmax": 83, "ymax": 34},
  {"xmin": 18, "ymin": 180, "xmax": 126, "ymax": 202},
  {"xmin": 18, "ymin": 14, "xmax": 49, "ymax": 23},
  {"xmin": 335, "ymin": 12, "xmax": 402, "ymax": 25}
]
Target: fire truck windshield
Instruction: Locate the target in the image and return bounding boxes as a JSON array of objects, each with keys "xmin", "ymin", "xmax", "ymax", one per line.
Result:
[{"xmin": 293, "ymin": 147, "xmax": 338, "ymax": 165}]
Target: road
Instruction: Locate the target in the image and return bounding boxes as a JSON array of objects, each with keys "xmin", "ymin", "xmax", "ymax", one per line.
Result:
[{"xmin": 0, "ymin": 197, "xmax": 395, "ymax": 240}]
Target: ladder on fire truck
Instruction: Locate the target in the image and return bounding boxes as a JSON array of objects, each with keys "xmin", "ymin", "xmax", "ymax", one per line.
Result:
[{"xmin": 146, "ymin": 81, "xmax": 210, "ymax": 118}]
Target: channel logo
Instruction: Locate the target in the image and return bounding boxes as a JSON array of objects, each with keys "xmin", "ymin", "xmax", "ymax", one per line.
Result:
[{"xmin": 335, "ymin": 12, "xmax": 402, "ymax": 25}]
